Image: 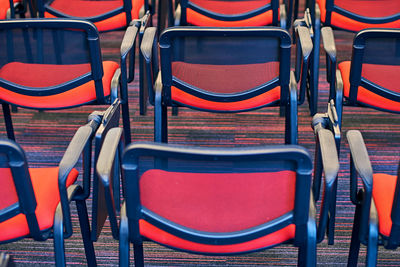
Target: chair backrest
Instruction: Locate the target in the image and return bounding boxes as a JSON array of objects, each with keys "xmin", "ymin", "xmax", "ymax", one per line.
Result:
[
  {"xmin": 315, "ymin": 0, "xmax": 400, "ymax": 31},
  {"xmin": 0, "ymin": 139, "xmax": 42, "ymax": 240},
  {"xmin": 0, "ymin": 18, "xmax": 107, "ymax": 106},
  {"xmin": 159, "ymin": 27, "xmax": 291, "ymax": 112},
  {"xmin": 347, "ymin": 28, "xmax": 400, "ymax": 110},
  {"xmin": 178, "ymin": 0, "xmax": 281, "ymax": 26},
  {"xmin": 389, "ymin": 162, "xmax": 400, "ymax": 245},
  {"xmin": 122, "ymin": 142, "xmax": 313, "ymax": 253}
]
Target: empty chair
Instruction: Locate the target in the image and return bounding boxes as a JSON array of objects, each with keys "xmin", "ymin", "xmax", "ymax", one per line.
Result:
[
  {"xmin": 141, "ymin": 26, "xmax": 313, "ymax": 144},
  {"xmin": 0, "ymin": 18, "xmax": 139, "ymax": 143},
  {"xmin": 322, "ymin": 27, "xmax": 400, "ymax": 127},
  {"xmin": 302, "ymin": 0, "xmax": 400, "ymax": 114},
  {"xmin": 96, "ymin": 123, "xmax": 339, "ymax": 266},
  {"xmin": 0, "ymin": 105, "xmax": 117, "ymax": 266},
  {"xmin": 346, "ymin": 130, "xmax": 400, "ymax": 266}
]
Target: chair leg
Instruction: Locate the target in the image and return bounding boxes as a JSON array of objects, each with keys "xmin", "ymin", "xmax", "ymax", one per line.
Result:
[
  {"xmin": 53, "ymin": 206, "xmax": 66, "ymax": 267},
  {"xmin": 348, "ymin": 204, "xmax": 362, "ymax": 267},
  {"xmin": 2, "ymin": 103, "xmax": 15, "ymax": 140},
  {"xmin": 298, "ymin": 225, "xmax": 317, "ymax": 266},
  {"xmin": 121, "ymin": 101, "xmax": 132, "ymax": 144},
  {"xmin": 172, "ymin": 106, "xmax": 178, "ymax": 116},
  {"xmin": 366, "ymin": 218, "xmax": 378, "ymax": 267},
  {"xmin": 133, "ymin": 243, "xmax": 144, "ymax": 267},
  {"xmin": 327, "ymin": 180, "xmax": 338, "ymax": 245},
  {"xmin": 119, "ymin": 202, "xmax": 130, "ymax": 267},
  {"xmin": 76, "ymin": 199, "xmax": 97, "ymax": 267}
]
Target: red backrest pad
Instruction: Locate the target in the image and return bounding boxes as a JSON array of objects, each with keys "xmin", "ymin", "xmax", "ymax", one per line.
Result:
[{"xmin": 140, "ymin": 169, "xmax": 295, "ymax": 232}]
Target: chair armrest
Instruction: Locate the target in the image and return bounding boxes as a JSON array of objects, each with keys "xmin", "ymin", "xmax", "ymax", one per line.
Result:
[
  {"xmin": 174, "ymin": 4, "xmax": 181, "ymax": 26},
  {"xmin": 295, "ymin": 25, "xmax": 313, "ymax": 105},
  {"xmin": 321, "ymin": 26, "xmax": 337, "ymax": 84},
  {"xmin": 58, "ymin": 112, "xmax": 102, "ymax": 237},
  {"xmin": 346, "ymin": 130, "xmax": 373, "ymax": 203},
  {"xmin": 96, "ymin": 127, "xmax": 124, "ymax": 239},
  {"xmin": 279, "ymin": 4, "xmax": 287, "ymax": 29},
  {"xmin": 318, "ymin": 129, "xmax": 339, "ymax": 187},
  {"xmin": 141, "ymin": 26, "xmax": 159, "ymax": 104},
  {"xmin": 120, "ymin": 21, "xmax": 140, "ymax": 84}
]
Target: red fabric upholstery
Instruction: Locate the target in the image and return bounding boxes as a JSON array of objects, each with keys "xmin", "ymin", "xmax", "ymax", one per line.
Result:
[
  {"xmin": 171, "ymin": 61, "xmax": 281, "ymax": 111},
  {"xmin": 372, "ymin": 173, "xmax": 397, "ymax": 237},
  {"xmin": 140, "ymin": 219, "xmax": 295, "ymax": 253},
  {"xmin": 172, "ymin": 62, "xmax": 279, "ymax": 94},
  {"xmin": 0, "ymin": 168, "xmax": 18, "ymax": 210},
  {"xmin": 0, "ymin": 61, "xmax": 119, "ymax": 108},
  {"xmin": 172, "ymin": 86, "xmax": 280, "ymax": 111},
  {"xmin": 317, "ymin": 0, "xmax": 400, "ymax": 31},
  {"xmin": 190, "ymin": 0, "xmax": 271, "ymax": 15},
  {"xmin": 140, "ymin": 170, "xmax": 296, "ymax": 232},
  {"xmin": 338, "ymin": 61, "xmax": 400, "ymax": 112},
  {"xmin": 187, "ymin": 8, "xmax": 274, "ymax": 26},
  {"xmin": 45, "ymin": 0, "xmax": 144, "ymax": 32},
  {"xmin": 0, "ymin": 167, "xmax": 78, "ymax": 241},
  {"xmin": 0, "ymin": 0, "xmax": 20, "ymax": 19}
]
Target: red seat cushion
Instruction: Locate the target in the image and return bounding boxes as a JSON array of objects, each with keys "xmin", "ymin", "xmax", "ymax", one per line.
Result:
[
  {"xmin": 0, "ymin": 167, "xmax": 78, "ymax": 242},
  {"xmin": 171, "ymin": 62, "xmax": 281, "ymax": 111},
  {"xmin": 317, "ymin": 0, "xmax": 400, "ymax": 32},
  {"xmin": 140, "ymin": 220, "xmax": 295, "ymax": 253},
  {"xmin": 139, "ymin": 169, "xmax": 296, "ymax": 253},
  {"xmin": 0, "ymin": 0, "xmax": 21, "ymax": 19},
  {"xmin": 0, "ymin": 61, "xmax": 119, "ymax": 109},
  {"xmin": 186, "ymin": 0, "xmax": 274, "ymax": 26},
  {"xmin": 45, "ymin": 0, "xmax": 144, "ymax": 32},
  {"xmin": 372, "ymin": 173, "xmax": 397, "ymax": 237},
  {"xmin": 338, "ymin": 61, "xmax": 400, "ymax": 112}
]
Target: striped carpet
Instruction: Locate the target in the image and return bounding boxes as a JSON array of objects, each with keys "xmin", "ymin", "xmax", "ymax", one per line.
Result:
[{"xmin": 1, "ymin": 20, "xmax": 400, "ymax": 267}]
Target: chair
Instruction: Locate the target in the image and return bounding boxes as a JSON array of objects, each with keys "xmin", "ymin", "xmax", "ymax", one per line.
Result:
[
  {"xmin": 34, "ymin": 0, "xmax": 147, "ymax": 33},
  {"xmin": 166, "ymin": 0, "xmax": 293, "ymax": 29},
  {"xmin": 321, "ymin": 27, "xmax": 400, "ymax": 127},
  {"xmin": 141, "ymin": 26, "xmax": 313, "ymax": 144},
  {"xmin": 0, "ymin": 18, "xmax": 139, "ymax": 143},
  {"xmin": 96, "ymin": 124, "xmax": 339, "ymax": 266},
  {"xmin": 346, "ymin": 130, "xmax": 400, "ymax": 266},
  {"xmin": 0, "ymin": 106, "xmax": 113, "ymax": 266},
  {"xmin": 303, "ymin": 0, "xmax": 400, "ymax": 114}
]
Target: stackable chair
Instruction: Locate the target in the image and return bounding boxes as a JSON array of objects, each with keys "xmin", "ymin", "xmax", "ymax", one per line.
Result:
[
  {"xmin": 303, "ymin": 0, "xmax": 400, "ymax": 114},
  {"xmin": 141, "ymin": 26, "xmax": 313, "ymax": 144},
  {"xmin": 321, "ymin": 27, "xmax": 400, "ymax": 127},
  {"xmin": 96, "ymin": 123, "xmax": 339, "ymax": 266},
  {"xmin": 35, "ymin": 0, "xmax": 147, "ymax": 33},
  {"xmin": 0, "ymin": 18, "xmax": 139, "ymax": 143},
  {"xmin": 0, "ymin": 105, "xmax": 116, "ymax": 266},
  {"xmin": 346, "ymin": 130, "xmax": 400, "ymax": 266},
  {"xmin": 167, "ymin": 0, "xmax": 293, "ymax": 29}
]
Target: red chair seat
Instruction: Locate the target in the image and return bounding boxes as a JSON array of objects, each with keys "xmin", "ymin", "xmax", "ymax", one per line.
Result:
[
  {"xmin": 0, "ymin": 167, "xmax": 78, "ymax": 242},
  {"xmin": 338, "ymin": 61, "xmax": 400, "ymax": 112},
  {"xmin": 140, "ymin": 220, "xmax": 295, "ymax": 254},
  {"xmin": 44, "ymin": 0, "xmax": 143, "ymax": 32},
  {"xmin": 372, "ymin": 173, "xmax": 397, "ymax": 237},
  {"xmin": 186, "ymin": 0, "xmax": 274, "ymax": 26},
  {"xmin": 317, "ymin": 0, "xmax": 400, "ymax": 32},
  {"xmin": 171, "ymin": 61, "xmax": 281, "ymax": 111},
  {"xmin": 0, "ymin": 61, "xmax": 119, "ymax": 109},
  {"xmin": 139, "ymin": 169, "xmax": 296, "ymax": 253}
]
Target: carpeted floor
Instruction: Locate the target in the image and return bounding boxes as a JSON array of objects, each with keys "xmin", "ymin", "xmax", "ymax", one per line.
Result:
[{"xmin": 1, "ymin": 13, "xmax": 400, "ymax": 267}]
